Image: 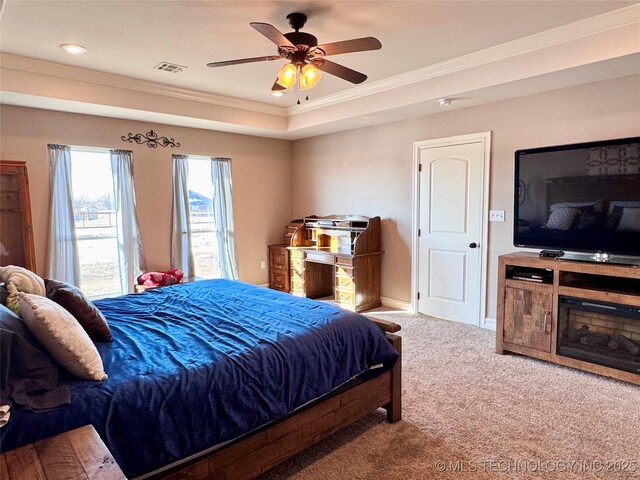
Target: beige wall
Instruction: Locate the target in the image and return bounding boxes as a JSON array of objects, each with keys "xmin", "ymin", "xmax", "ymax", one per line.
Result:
[
  {"xmin": 0, "ymin": 105, "xmax": 292, "ymax": 284},
  {"xmin": 291, "ymin": 75, "xmax": 640, "ymax": 319},
  {"xmin": 2, "ymin": 75, "xmax": 638, "ymax": 318}
]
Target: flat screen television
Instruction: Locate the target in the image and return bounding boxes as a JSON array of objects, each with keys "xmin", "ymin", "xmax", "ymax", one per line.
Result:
[{"xmin": 514, "ymin": 137, "xmax": 640, "ymax": 263}]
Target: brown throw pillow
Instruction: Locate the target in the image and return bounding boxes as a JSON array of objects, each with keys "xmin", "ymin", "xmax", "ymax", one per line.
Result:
[
  {"xmin": 18, "ymin": 293, "xmax": 108, "ymax": 381},
  {"xmin": 44, "ymin": 279, "xmax": 112, "ymax": 342}
]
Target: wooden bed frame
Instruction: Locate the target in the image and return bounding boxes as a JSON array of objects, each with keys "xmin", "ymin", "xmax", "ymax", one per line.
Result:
[{"xmin": 151, "ymin": 318, "xmax": 402, "ymax": 480}]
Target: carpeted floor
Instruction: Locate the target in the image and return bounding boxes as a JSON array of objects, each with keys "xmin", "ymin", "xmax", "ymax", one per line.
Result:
[{"xmin": 260, "ymin": 311, "xmax": 640, "ymax": 479}]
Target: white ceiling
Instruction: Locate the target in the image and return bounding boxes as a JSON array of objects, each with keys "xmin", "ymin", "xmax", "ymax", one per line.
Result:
[{"xmin": 1, "ymin": 1, "xmax": 639, "ymax": 139}]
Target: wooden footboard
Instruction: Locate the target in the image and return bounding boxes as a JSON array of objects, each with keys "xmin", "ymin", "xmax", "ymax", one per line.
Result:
[{"xmin": 156, "ymin": 328, "xmax": 402, "ymax": 480}]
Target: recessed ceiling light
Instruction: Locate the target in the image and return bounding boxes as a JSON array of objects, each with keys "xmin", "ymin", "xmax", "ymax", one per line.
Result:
[
  {"xmin": 438, "ymin": 98, "xmax": 452, "ymax": 106},
  {"xmin": 271, "ymin": 91, "xmax": 285, "ymax": 97},
  {"xmin": 60, "ymin": 44, "xmax": 87, "ymax": 55}
]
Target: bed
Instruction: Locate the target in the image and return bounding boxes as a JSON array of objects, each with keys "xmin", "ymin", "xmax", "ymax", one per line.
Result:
[{"xmin": 0, "ymin": 279, "xmax": 401, "ymax": 479}]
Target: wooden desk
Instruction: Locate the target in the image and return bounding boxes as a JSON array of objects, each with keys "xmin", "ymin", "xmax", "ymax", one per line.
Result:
[
  {"xmin": 1, "ymin": 425, "xmax": 126, "ymax": 479},
  {"xmin": 287, "ymin": 216, "xmax": 382, "ymax": 312}
]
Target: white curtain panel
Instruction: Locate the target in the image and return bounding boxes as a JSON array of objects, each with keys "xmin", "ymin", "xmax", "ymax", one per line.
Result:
[
  {"xmin": 46, "ymin": 144, "xmax": 80, "ymax": 285},
  {"xmin": 171, "ymin": 155, "xmax": 195, "ymax": 279},
  {"xmin": 211, "ymin": 157, "xmax": 239, "ymax": 279},
  {"xmin": 110, "ymin": 149, "xmax": 146, "ymax": 293}
]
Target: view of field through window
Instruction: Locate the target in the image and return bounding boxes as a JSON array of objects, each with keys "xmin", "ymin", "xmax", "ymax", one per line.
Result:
[
  {"xmin": 187, "ymin": 157, "xmax": 221, "ymax": 280},
  {"xmin": 70, "ymin": 149, "xmax": 121, "ymax": 298}
]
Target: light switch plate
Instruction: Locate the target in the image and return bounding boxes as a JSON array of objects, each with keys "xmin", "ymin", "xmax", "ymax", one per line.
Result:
[{"xmin": 490, "ymin": 210, "xmax": 505, "ymax": 222}]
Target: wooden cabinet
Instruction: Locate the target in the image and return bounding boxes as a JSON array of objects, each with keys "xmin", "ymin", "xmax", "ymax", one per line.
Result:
[
  {"xmin": 268, "ymin": 244, "xmax": 290, "ymax": 292},
  {"xmin": 497, "ymin": 252, "xmax": 640, "ymax": 385},
  {"xmin": 503, "ymin": 283, "xmax": 552, "ymax": 353},
  {"xmin": 0, "ymin": 160, "xmax": 36, "ymax": 271}
]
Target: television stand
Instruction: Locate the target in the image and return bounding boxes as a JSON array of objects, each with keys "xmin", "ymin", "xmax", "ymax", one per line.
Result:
[{"xmin": 497, "ymin": 252, "xmax": 640, "ymax": 385}]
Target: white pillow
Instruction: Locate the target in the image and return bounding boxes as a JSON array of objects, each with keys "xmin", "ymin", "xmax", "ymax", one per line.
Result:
[
  {"xmin": 550, "ymin": 199, "xmax": 603, "ymax": 213},
  {"xmin": 545, "ymin": 207, "xmax": 580, "ymax": 231},
  {"xmin": 0, "ymin": 265, "xmax": 45, "ymax": 296},
  {"xmin": 608, "ymin": 200, "xmax": 640, "ymax": 213},
  {"xmin": 616, "ymin": 207, "xmax": 640, "ymax": 232},
  {"xmin": 17, "ymin": 293, "xmax": 108, "ymax": 381}
]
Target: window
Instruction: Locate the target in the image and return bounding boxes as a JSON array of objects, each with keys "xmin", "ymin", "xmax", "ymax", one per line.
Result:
[
  {"xmin": 172, "ymin": 155, "xmax": 238, "ymax": 280},
  {"xmin": 48, "ymin": 145, "xmax": 144, "ymax": 296},
  {"xmin": 186, "ymin": 157, "xmax": 221, "ymax": 279},
  {"xmin": 69, "ymin": 148, "xmax": 121, "ymax": 297}
]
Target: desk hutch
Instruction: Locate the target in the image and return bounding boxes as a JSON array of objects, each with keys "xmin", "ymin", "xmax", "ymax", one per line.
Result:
[{"xmin": 269, "ymin": 215, "xmax": 382, "ymax": 312}]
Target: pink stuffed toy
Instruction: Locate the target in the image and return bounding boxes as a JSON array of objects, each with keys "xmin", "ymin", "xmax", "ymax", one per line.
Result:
[{"xmin": 137, "ymin": 269, "xmax": 184, "ymax": 287}]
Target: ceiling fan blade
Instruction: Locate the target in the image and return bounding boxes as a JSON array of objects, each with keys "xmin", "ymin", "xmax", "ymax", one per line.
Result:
[
  {"xmin": 207, "ymin": 55, "xmax": 282, "ymax": 68},
  {"xmin": 313, "ymin": 59, "xmax": 367, "ymax": 84},
  {"xmin": 271, "ymin": 80, "xmax": 286, "ymax": 91},
  {"xmin": 250, "ymin": 22, "xmax": 296, "ymax": 48},
  {"xmin": 314, "ymin": 37, "xmax": 382, "ymax": 56}
]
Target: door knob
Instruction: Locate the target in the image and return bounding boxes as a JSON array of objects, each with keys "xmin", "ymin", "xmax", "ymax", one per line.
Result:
[{"xmin": 469, "ymin": 242, "xmax": 478, "ymax": 249}]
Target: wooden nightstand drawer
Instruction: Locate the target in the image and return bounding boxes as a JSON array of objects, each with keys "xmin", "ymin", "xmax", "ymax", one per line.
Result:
[
  {"xmin": 270, "ymin": 271, "xmax": 287, "ymax": 289},
  {"xmin": 270, "ymin": 252, "xmax": 288, "ymax": 268},
  {"xmin": 0, "ymin": 425, "xmax": 126, "ymax": 479}
]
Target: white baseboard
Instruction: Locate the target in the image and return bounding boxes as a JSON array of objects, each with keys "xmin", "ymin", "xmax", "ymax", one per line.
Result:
[
  {"xmin": 483, "ymin": 317, "xmax": 496, "ymax": 331},
  {"xmin": 380, "ymin": 296, "xmax": 411, "ymax": 311}
]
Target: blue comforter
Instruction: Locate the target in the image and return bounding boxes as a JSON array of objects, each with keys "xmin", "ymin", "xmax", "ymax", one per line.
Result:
[{"xmin": 0, "ymin": 280, "xmax": 398, "ymax": 478}]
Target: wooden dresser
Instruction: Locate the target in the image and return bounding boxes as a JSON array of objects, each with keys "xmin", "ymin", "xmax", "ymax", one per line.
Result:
[{"xmin": 0, "ymin": 160, "xmax": 36, "ymax": 271}]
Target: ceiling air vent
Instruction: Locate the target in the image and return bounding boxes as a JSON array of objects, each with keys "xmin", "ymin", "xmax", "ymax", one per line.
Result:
[{"xmin": 154, "ymin": 62, "xmax": 187, "ymax": 73}]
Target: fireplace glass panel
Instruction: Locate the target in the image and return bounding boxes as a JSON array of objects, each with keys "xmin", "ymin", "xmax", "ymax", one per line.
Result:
[{"xmin": 557, "ymin": 297, "xmax": 640, "ymax": 374}]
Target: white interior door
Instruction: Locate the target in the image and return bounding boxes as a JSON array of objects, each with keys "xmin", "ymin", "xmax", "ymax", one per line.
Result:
[{"xmin": 417, "ymin": 140, "xmax": 485, "ymax": 325}]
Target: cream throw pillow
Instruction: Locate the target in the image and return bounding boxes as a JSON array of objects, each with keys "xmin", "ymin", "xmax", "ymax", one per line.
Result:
[
  {"xmin": 0, "ymin": 265, "xmax": 45, "ymax": 296},
  {"xmin": 18, "ymin": 293, "xmax": 108, "ymax": 381}
]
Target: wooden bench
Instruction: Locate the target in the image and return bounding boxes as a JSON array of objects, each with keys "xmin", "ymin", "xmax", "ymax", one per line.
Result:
[{"xmin": 1, "ymin": 425, "xmax": 126, "ymax": 479}]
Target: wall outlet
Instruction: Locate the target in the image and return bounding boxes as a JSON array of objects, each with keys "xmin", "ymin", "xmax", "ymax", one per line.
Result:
[
  {"xmin": 260, "ymin": 261, "xmax": 266, "ymax": 269},
  {"xmin": 489, "ymin": 210, "xmax": 505, "ymax": 222}
]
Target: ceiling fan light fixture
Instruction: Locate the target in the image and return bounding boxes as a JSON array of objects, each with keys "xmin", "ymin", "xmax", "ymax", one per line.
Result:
[
  {"xmin": 271, "ymin": 90, "xmax": 285, "ymax": 97},
  {"xmin": 277, "ymin": 63, "xmax": 298, "ymax": 89},
  {"xmin": 300, "ymin": 63, "xmax": 322, "ymax": 89}
]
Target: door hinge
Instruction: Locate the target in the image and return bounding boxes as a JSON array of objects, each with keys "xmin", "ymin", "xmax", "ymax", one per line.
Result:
[
  {"xmin": 418, "ymin": 164, "xmax": 422, "ymax": 172},
  {"xmin": 417, "ymin": 292, "xmax": 420, "ymax": 300},
  {"xmin": 418, "ymin": 229, "xmax": 421, "ymax": 237}
]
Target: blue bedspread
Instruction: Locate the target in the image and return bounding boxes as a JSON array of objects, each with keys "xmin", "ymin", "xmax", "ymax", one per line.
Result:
[{"xmin": 0, "ymin": 280, "xmax": 398, "ymax": 478}]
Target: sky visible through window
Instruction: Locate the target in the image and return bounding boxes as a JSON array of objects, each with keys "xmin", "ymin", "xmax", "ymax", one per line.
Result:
[
  {"xmin": 188, "ymin": 157, "xmax": 214, "ymax": 198},
  {"xmin": 70, "ymin": 150, "xmax": 113, "ymax": 200}
]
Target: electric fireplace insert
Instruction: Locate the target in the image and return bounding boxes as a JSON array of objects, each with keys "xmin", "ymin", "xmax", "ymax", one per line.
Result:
[{"xmin": 557, "ymin": 296, "xmax": 640, "ymax": 374}]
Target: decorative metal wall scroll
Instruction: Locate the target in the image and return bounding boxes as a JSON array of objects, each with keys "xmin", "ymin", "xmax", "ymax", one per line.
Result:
[{"xmin": 121, "ymin": 130, "xmax": 181, "ymax": 148}]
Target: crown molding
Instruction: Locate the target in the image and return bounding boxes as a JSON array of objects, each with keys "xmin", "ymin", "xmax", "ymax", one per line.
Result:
[
  {"xmin": 0, "ymin": 53, "xmax": 286, "ymax": 117},
  {"xmin": 288, "ymin": 4, "xmax": 640, "ymax": 115}
]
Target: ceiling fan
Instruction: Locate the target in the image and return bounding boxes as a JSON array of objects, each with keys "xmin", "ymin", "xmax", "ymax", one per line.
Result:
[{"xmin": 206, "ymin": 12, "xmax": 382, "ymax": 97}]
